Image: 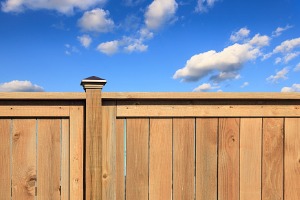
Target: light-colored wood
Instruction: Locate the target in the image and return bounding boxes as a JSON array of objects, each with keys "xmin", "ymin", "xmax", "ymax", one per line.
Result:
[
  {"xmin": 102, "ymin": 103, "xmax": 117, "ymax": 200},
  {"xmin": 173, "ymin": 118, "xmax": 195, "ymax": 200},
  {"xmin": 126, "ymin": 118, "xmax": 149, "ymax": 200},
  {"xmin": 0, "ymin": 119, "xmax": 11, "ymax": 199},
  {"xmin": 37, "ymin": 119, "xmax": 61, "ymax": 199},
  {"xmin": 116, "ymin": 118, "xmax": 125, "ymax": 200},
  {"xmin": 218, "ymin": 118, "xmax": 239, "ymax": 200},
  {"xmin": 116, "ymin": 104, "xmax": 300, "ymax": 117},
  {"xmin": 12, "ymin": 119, "xmax": 36, "ymax": 200},
  {"xmin": 240, "ymin": 118, "xmax": 262, "ymax": 200},
  {"xmin": 85, "ymin": 89, "xmax": 102, "ymax": 200},
  {"xmin": 284, "ymin": 118, "xmax": 300, "ymax": 200},
  {"xmin": 61, "ymin": 119, "xmax": 70, "ymax": 200},
  {"xmin": 149, "ymin": 118, "xmax": 172, "ymax": 200},
  {"xmin": 196, "ymin": 118, "xmax": 218, "ymax": 200},
  {"xmin": 0, "ymin": 106, "xmax": 69, "ymax": 117},
  {"xmin": 0, "ymin": 92, "xmax": 85, "ymax": 100},
  {"xmin": 262, "ymin": 118, "xmax": 283, "ymax": 200},
  {"xmin": 70, "ymin": 106, "xmax": 84, "ymax": 200}
]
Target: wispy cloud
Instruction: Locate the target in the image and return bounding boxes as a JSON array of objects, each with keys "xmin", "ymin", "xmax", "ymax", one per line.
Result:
[
  {"xmin": 195, "ymin": 0, "xmax": 220, "ymax": 13},
  {"xmin": 294, "ymin": 62, "xmax": 300, "ymax": 72},
  {"xmin": 266, "ymin": 67, "xmax": 289, "ymax": 83},
  {"xmin": 230, "ymin": 27, "xmax": 250, "ymax": 43},
  {"xmin": 272, "ymin": 25, "xmax": 293, "ymax": 37},
  {"xmin": 281, "ymin": 83, "xmax": 300, "ymax": 92},
  {"xmin": 0, "ymin": 80, "xmax": 44, "ymax": 92},
  {"xmin": 77, "ymin": 35, "xmax": 92, "ymax": 48},
  {"xmin": 193, "ymin": 83, "xmax": 219, "ymax": 92},
  {"xmin": 240, "ymin": 82, "xmax": 249, "ymax": 88},
  {"xmin": 65, "ymin": 44, "xmax": 79, "ymax": 55}
]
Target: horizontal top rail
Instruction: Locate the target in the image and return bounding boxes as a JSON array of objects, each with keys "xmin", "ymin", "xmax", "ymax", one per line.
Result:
[{"xmin": 1, "ymin": 92, "xmax": 300, "ymax": 100}]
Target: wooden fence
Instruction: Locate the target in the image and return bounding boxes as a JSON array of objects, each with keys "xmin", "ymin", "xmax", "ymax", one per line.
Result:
[{"xmin": 0, "ymin": 76, "xmax": 300, "ymax": 200}]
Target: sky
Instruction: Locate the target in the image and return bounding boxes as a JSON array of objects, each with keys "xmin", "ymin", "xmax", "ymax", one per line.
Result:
[{"xmin": 0, "ymin": 0, "xmax": 300, "ymax": 92}]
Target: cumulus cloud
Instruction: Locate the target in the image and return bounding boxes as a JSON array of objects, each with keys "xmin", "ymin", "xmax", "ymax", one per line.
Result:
[
  {"xmin": 230, "ymin": 27, "xmax": 250, "ymax": 43},
  {"xmin": 145, "ymin": 0, "xmax": 178, "ymax": 30},
  {"xmin": 241, "ymin": 82, "xmax": 249, "ymax": 88},
  {"xmin": 272, "ymin": 25, "xmax": 293, "ymax": 37},
  {"xmin": 96, "ymin": 40, "xmax": 119, "ymax": 55},
  {"xmin": 193, "ymin": 83, "xmax": 219, "ymax": 92},
  {"xmin": 196, "ymin": 0, "xmax": 219, "ymax": 13},
  {"xmin": 0, "ymin": 80, "xmax": 44, "ymax": 92},
  {"xmin": 77, "ymin": 35, "xmax": 92, "ymax": 48},
  {"xmin": 1, "ymin": 0, "xmax": 105, "ymax": 14},
  {"xmin": 273, "ymin": 37, "xmax": 300, "ymax": 53},
  {"xmin": 266, "ymin": 67, "xmax": 289, "ymax": 83},
  {"xmin": 78, "ymin": 8, "xmax": 114, "ymax": 33},
  {"xmin": 173, "ymin": 33, "xmax": 270, "ymax": 82},
  {"xmin": 281, "ymin": 84, "xmax": 300, "ymax": 92}
]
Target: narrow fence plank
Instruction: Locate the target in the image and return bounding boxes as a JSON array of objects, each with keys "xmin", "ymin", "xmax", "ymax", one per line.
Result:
[
  {"xmin": 116, "ymin": 119, "xmax": 125, "ymax": 200},
  {"xmin": 196, "ymin": 118, "xmax": 218, "ymax": 200},
  {"xmin": 126, "ymin": 118, "xmax": 149, "ymax": 200},
  {"xmin": 218, "ymin": 118, "xmax": 239, "ymax": 200},
  {"xmin": 70, "ymin": 106, "xmax": 84, "ymax": 200},
  {"xmin": 284, "ymin": 118, "xmax": 300, "ymax": 200},
  {"xmin": 61, "ymin": 119, "xmax": 70, "ymax": 200},
  {"xmin": 0, "ymin": 119, "xmax": 11, "ymax": 199},
  {"xmin": 240, "ymin": 118, "xmax": 262, "ymax": 200},
  {"xmin": 0, "ymin": 106, "xmax": 70, "ymax": 117},
  {"xmin": 262, "ymin": 118, "xmax": 284, "ymax": 200},
  {"xmin": 173, "ymin": 118, "xmax": 195, "ymax": 200},
  {"xmin": 12, "ymin": 119, "xmax": 36, "ymax": 200},
  {"xmin": 102, "ymin": 103, "xmax": 117, "ymax": 200},
  {"xmin": 149, "ymin": 118, "xmax": 172, "ymax": 200},
  {"xmin": 37, "ymin": 119, "xmax": 61, "ymax": 200}
]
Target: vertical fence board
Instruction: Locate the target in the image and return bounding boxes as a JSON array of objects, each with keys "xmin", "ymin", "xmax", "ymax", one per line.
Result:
[
  {"xmin": 12, "ymin": 119, "xmax": 36, "ymax": 200},
  {"xmin": 149, "ymin": 118, "xmax": 172, "ymax": 200},
  {"xmin": 173, "ymin": 118, "xmax": 195, "ymax": 200},
  {"xmin": 61, "ymin": 119, "xmax": 70, "ymax": 200},
  {"xmin": 218, "ymin": 118, "xmax": 239, "ymax": 200},
  {"xmin": 262, "ymin": 118, "xmax": 284, "ymax": 200},
  {"xmin": 196, "ymin": 118, "xmax": 218, "ymax": 200},
  {"xmin": 102, "ymin": 103, "xmax": 117, "ymax": 200},
  {"xmin": 240, "ymin": 118, "xmax": 262, "ymax": 200},
  {"xmin": 0, "ymin": 119, "xmax": 11, "ymax": 199},
  {"xmin": 116, "ymin": 118, "xmax": 125, "ymax": 200},
  {"xmin": 284, "ymin": 118, "xmax": 300, "ymax": 200},
  {"xmin": 126, "ymin": 118, "xmax": 149, "ymax": 200},
  {"xmin": 37, "ymin": 119, "xmax": 61, "ymax": 199}
]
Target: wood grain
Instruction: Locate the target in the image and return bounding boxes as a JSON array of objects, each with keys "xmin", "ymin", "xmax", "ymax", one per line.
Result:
[
  {"xmin": 116, "ymin": 118, "xmax": 125, "ymax": 200},
  {"xmin": 218, "ymin": 118, "xmax": 239, "ymax": 200},
  {"xmin": 61, "ymin": 119, "xmax": 70, "ymax": 200},
  {"xmin": 196, "ymin": 118, "xmax": 218, "ymax": 200},
  {"xmin": 173, "ymin": 118, "xmax": 195, "ymax": 200},
  {"xmin": 0, "ymin": 119, "xmax": 11, "ymax": 199},
  {"xmin": 37, "ymin": 119, "xmax": 61, "ymax": 200},
  {"xmin": 0, "ymin": 106, "xmax": 69, "ymax": 117},
  {"xmin": 126, "ymin": 118, "xmax": 149, "ymax": 200},
  {"xmin": 284, "ymin": 118, "xmax": 300, "ymax": 200},
  {"xmin": 149, "ymin": 118, "xmax": 172, "ymax": 200},
  {"xmin": 240, "ymin": 118, "xmax": 262, "ymax": 200},
  {"xmin": 262, "ymin": 118, "xmax": 283, "ymax": 200}
]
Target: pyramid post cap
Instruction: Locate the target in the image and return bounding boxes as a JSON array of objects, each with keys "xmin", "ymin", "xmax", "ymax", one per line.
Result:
[{"xmin": 81, "ymin": 76, "xmax": 107, "ymax": 90}]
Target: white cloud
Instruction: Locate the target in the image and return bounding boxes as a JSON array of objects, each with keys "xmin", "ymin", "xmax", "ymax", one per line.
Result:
[
  {"xmin": 193, "ymin": 83, "xmax": 219, "ymax": 92},
  {"xmin": 97, "ymin": 40, "xmax": 119, "ymax": 55},
  {"xmin": 0, "ymin": 80, "xmax": 44, "ymax": 92},
  {"xmin": 1, "ymin": 0, "xmax": 105, "ymax": 14},
  {"xmin": 196, "ymin": 0, "xmax": 219, "ymax": 13},
  {"xmin": 77, "ymin": 35, "xmax": 92, "ymax": 48},
  {"xmin": 281, "ymin": 84, "xmax": 300, "ymax": 92},
  {"xmin": 275, "ymin": 57, "xmax": 282, "ymax": 64},
  {"xmin": 273, "ymin": 37, "xmax": 300, "ymax": 53},
  {"xmin": 209, "ymin": 72, "xmax": 240, "ymax": 83},
  {"xmin": 145, "ymin": 0, "xmax": 178, "ymax": 30},
  {"xmin": 124, "ymin": 41, "xmax": 148, "ymax": 52},
  {"xmin": 173, "ymin": 33, "xmax": 270, "ymax": 82},
  {"xmin": 78, "ymin": 8, "xmax": 114, "ymax": 33},
  {"xmin": 230, "ymin": 27, "xmax": 250, "ymax": 43},
  {"xmin": 241, "ymin": 82, "xmax": 249, "ymax": 88},
  {"xmin": 65, "ymin": 44, "xmax": 79, "ymax": 55},
  {"xmin": 283, "ymin": 52, "xmax": 300, "ymax": 63},
  {"xmin": 266, "ymin": 67, "xmax": 289, "ymax": 83},
  {"xmin": 294, "ymin": 63, "xmax": 300, "ymax": 72},
  {"xmin": 272, "ymin": 25, "xmax": 293, "ymax": 37}
]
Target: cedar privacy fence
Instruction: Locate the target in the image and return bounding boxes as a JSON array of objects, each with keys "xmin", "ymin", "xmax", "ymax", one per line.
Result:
[{"xmin": 0, "ymin": 76, "xmax": 300, "ymax": 200}]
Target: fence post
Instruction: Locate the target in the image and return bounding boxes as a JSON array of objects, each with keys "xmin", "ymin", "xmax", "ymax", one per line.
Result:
[{"xmin": 81, "ymin": 76, "xmax": 107, "ymax": 200}]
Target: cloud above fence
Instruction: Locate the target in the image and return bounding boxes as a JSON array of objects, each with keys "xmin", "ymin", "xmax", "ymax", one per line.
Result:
[{"xmin": 0, "ymin": 80, "xmax": 44, "ymax": 92}]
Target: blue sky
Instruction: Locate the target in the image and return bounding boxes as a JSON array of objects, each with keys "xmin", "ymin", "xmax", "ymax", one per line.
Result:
[{"xmin": 0, "ymin": 0, "xmax": 299, "ymax": 92}]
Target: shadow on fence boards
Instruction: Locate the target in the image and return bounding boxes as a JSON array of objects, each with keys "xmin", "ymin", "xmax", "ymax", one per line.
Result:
[{"xmin": 0, "ymin": 76, "xmax": 300, "ymax": 200}]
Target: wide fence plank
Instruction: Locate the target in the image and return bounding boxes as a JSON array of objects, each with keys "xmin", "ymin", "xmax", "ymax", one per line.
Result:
[
  {"xmin": 196, "ymin": 118, "xmax": 218, "ymax": 200},
  {"xmin": 116, "ymin": 118, "xmax": 125, "ymax": 200},
  {"xmin": 126, "ymin": 118, "xmax": 149, "ymax": 200},
  {"xmin": 173, "ymin": 118, "xmax": 195, "ymax": 200},
  {"xmin": 61, "ymin": 119, "xmax": 70, "ymax": 200},
  {"xmin": 284, "ymin": 118, "xmax": 300, "ymax": 200},
  {"xmin": 149, "ymin": 118, "xmax": 172, "ymax": 200},
  {"xmin": 262, "ymin": 118, "xmax": 284, "ymax": 200},
  {"xmin": 218, "ymin": 118, "xmax": 239, "ymax": 200},
  {"xmin": 240, "ymin": 118, "xmax": 262, "ymax": 200},
  {"xmin": 37, "ymin": 119, "xmax": 61, "ymax": 200},
  {"xmin": 0, "ymin": 119, "xmax": 11, "ymax": 199},
  {"xmin": 12, "ymin": 119, "xmax": 36, "ymax": 200}
]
